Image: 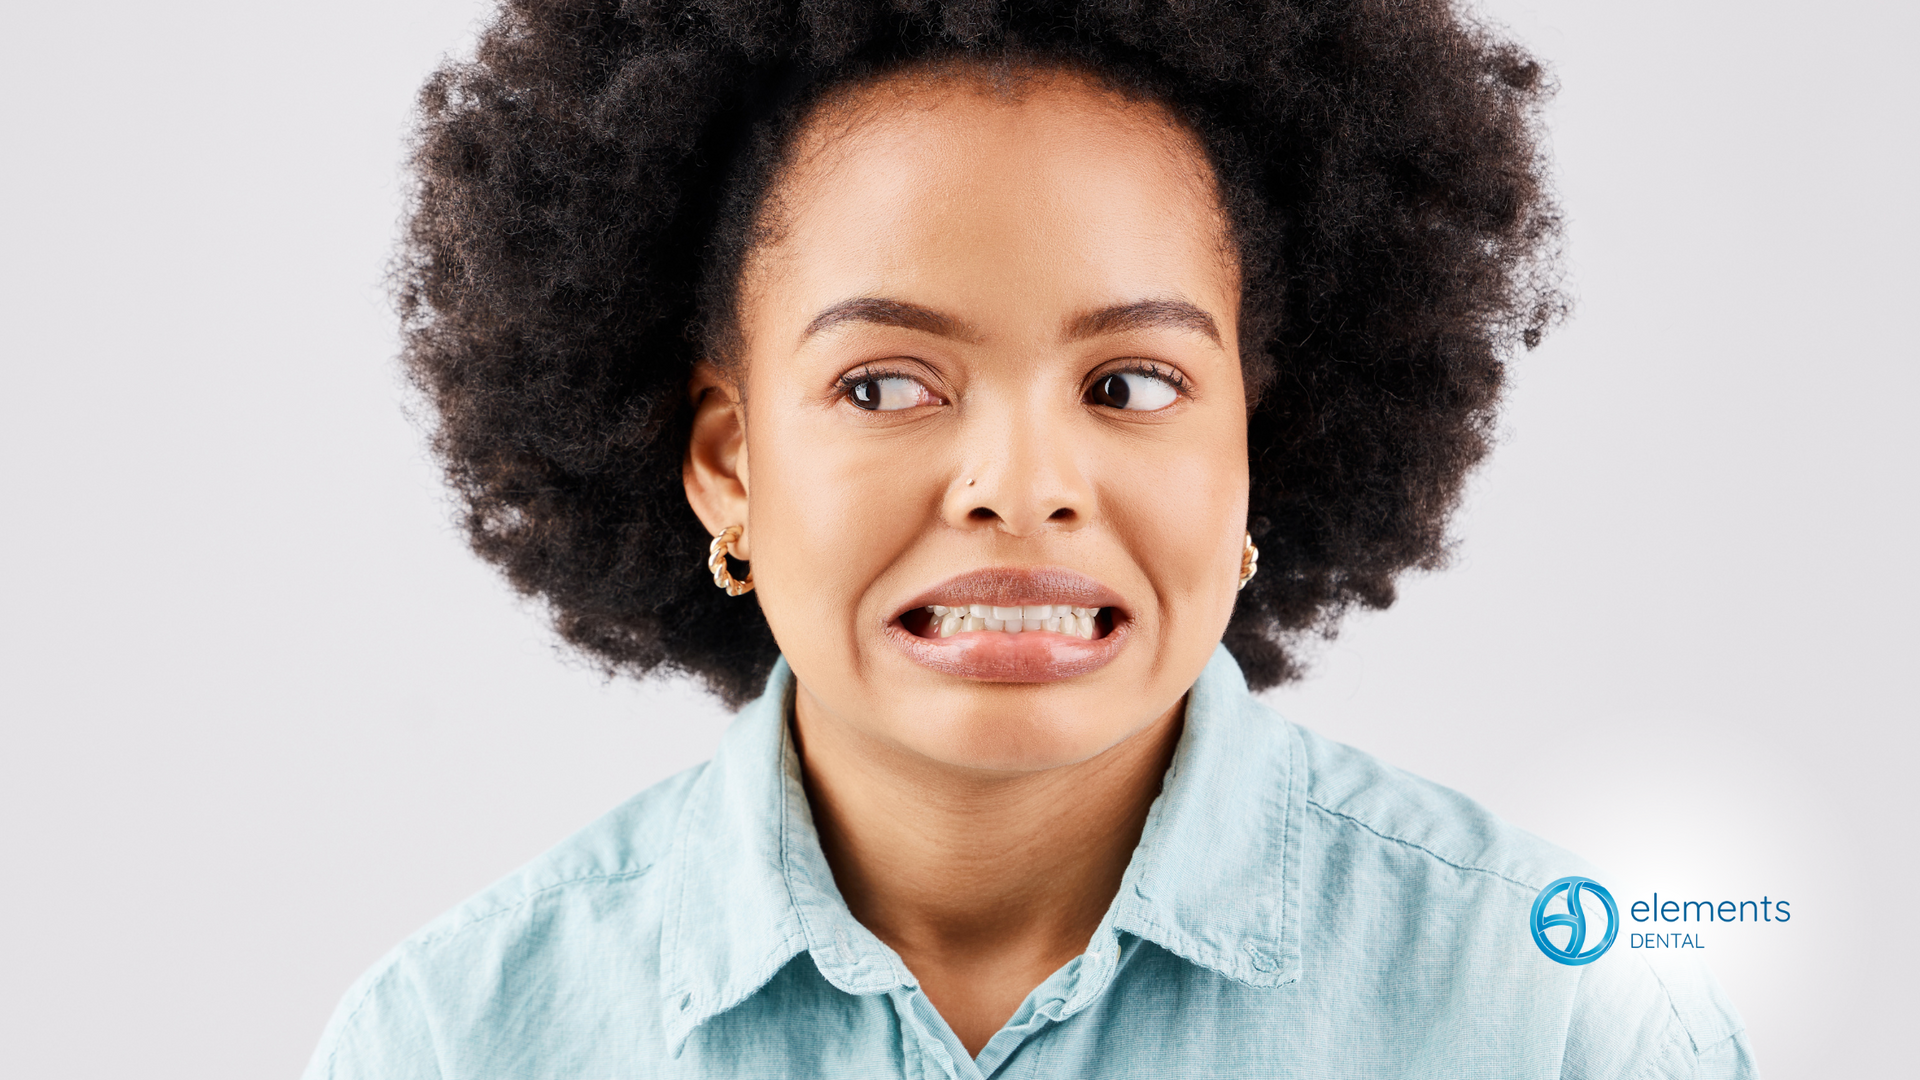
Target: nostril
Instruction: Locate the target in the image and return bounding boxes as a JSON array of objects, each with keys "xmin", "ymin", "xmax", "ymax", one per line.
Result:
[
  {"xmin": 968, "ymin": 507, "xmax": 998, "ymax": 521},
  {"xmin": 1048, "ymin": 507, "xmax": 1074, "ymax": 521}
]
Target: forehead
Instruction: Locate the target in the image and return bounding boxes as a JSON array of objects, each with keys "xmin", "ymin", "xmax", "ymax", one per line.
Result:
[
  {"xmin": 792, "ymin": 63, "xmax": 1217, "ymax": 188},
  {"xmin": 739, "ymin": 65, "xmax": 1239, "ymax": 344}
]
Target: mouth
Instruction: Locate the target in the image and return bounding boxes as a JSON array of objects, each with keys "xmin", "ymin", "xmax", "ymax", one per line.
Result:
[
  {"xmin": 900, "ymin": 603, "xmax": 1111, "ymax": 640},
  {"xmin": 883, "ymin": 566, "xmax": 1128, "ymax": 683}
]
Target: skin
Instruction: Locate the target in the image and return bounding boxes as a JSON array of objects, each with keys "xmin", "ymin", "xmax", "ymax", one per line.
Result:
[{"xmin": 683, "ymin": 65, "xmax": 1250, "ymax": 1056}]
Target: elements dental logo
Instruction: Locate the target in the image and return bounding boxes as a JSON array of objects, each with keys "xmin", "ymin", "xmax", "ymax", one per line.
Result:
[{"xmin": 1530, "ymin": 876, "xmax": 1619, "ymax": 966}]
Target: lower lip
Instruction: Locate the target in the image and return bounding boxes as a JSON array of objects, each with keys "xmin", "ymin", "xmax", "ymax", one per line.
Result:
[{"xmin": 883, "ymin": 617, "xmax": 1129, "ymax": 682}]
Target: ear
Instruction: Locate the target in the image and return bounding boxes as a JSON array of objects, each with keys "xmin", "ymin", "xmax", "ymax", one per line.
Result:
[{"xmin": 683, "ymin": 361, "xmax": 752, "ymax": 558}]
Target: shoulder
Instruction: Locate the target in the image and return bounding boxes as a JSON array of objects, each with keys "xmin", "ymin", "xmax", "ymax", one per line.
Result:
[
  {"xmin": 411, "ymin": 761, "xmax": 705, "ymax": 943},
  {"xmin": 1561, "ymin": 951, "xmax": 1759, "ymax": 1079},
  {"xmin": 1291, "ymin": 719, "xmax": 1579, "ymax": 893},
  {"xmin": 1280, "ymin": 719, "xmax": 1756, "ymax": 1078},
  {"xmin": 303, "ymin": 764, "xmax": 707, "ymax": 1080}
]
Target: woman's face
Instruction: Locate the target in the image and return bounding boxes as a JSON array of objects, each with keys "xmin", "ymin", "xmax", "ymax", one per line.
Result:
[{"xmin": 687, "ymin": 67, "xmax": 1249, "ymax": 774}]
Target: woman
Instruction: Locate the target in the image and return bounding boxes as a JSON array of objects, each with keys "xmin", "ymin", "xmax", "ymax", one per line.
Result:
[{"xmin": 308, "ymin": 1, "xmax": 1755, "ymax": 1076}]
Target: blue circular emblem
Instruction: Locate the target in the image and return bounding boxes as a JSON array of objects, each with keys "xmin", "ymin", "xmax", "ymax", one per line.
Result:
[{"xmin": 1530, "ymin": 876, "xmax": 1618, "ymax": 966}]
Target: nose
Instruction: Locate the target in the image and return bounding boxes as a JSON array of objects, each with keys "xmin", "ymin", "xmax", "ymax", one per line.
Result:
[{"xmin": 943, "ymin": 408, "xmax": 1093, "ymax": 537}]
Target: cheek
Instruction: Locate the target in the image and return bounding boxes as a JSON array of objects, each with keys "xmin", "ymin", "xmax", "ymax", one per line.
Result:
[
  {"xmin": 1098, "ymin": 423, "xmax": 1249, "ymax": 617},
  {"xmin": 742, "ymin": 402, "xmax": 943, "ymax": 635}
]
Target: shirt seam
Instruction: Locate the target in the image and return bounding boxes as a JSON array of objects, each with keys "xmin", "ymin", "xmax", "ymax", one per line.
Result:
[
  {"xmin": 777, "ymin": 715, "xmax": 811, "ymax": 948},
  {"xmin": 1641, "ymin": 953, "xmax": 1747, "ymax": 1056},
  {"xmin": 1305, "ymin": 797, "xmax": 1537, "ymax": 893},
  {"xmin": 1624, "ymin": 1016, "xmax": 1697, "ymax": 1080},
  {"xmin": 777, "ymin": 710, "xmax": 828, "ymax": 980},
  {"xmin": 408, "ymin": 866, "xmax": 657, "ymax": 951},
  {"xmin": 1689, "ymin": 1026, "xmax": 1745, "ymax": 1054},
  {"xmin": 320, "ymin": 952, "xmax": 443, "ymax": 1080},
  {"xmin": 1276, "ymin": 720, "xmax": 1302, "ymax": 973}
]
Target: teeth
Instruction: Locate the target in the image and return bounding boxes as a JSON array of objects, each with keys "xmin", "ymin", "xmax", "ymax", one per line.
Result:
[{"xmin": 929, "ymin": 604, "xmax": 1104, "ymax": 639}]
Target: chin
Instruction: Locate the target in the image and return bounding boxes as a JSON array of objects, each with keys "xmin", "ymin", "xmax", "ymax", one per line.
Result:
[{"xmin": 880, "ymin": 681, "xmax": 1169, "ymax": 775}]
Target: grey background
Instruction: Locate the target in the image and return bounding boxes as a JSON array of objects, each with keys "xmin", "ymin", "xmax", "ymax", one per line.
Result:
[{"xmin": 1, "ymin": 1, "xmax": 1911, "ymax": 1076}]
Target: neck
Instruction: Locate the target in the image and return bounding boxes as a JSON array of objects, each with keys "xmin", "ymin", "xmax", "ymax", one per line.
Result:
[{"xmin": 793, "ymin": 687, "xmax": 1183, "ymax": 1054}]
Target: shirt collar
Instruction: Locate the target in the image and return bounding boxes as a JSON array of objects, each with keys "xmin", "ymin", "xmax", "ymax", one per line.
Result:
[
  {"xmin": 659, "ymin": 658, "xmax": 916, "ymax": 1052},
  {"xmin": 658, "ymin": 645, "xmax": 1305, "ymax": 1050},
  {"xmin": 1101, "ymin": 644, "xmax": 1305, "ymax": 993}
]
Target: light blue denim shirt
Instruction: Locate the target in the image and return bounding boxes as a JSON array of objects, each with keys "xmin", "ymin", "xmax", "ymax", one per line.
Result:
[{"xmin": 307, "ymin": 647, "xmax": 1756, "ymax": 1078}]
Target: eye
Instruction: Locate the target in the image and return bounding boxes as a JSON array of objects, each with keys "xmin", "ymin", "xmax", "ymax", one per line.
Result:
[
  {"xmin": 846, "ymin": 374, "xmax": 938, "ymax": 412},
  {"xmin": 1086, "ymin": 369, "xmax": 1180, "ymax": 412}
]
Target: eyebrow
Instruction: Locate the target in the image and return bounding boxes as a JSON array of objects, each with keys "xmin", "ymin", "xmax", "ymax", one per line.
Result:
[
  {"xmin": 1064, "ymin": 298, "xmax": 1221, "ymax": 346},
  {"xmin": 798, "ymin": 295, "xmax": 1222, "ymax": 347},
  {"xmin": 801, "ymin": 298, "xmax": 974, "ymax": 343}
]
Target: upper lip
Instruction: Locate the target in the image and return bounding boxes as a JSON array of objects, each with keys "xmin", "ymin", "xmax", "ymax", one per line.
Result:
[{"xmin": 893, "ymin": 566, "xmax": 1125, "ymax": 620}]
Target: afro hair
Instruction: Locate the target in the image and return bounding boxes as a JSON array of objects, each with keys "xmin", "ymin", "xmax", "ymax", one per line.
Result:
[{"xmin": 397, "ymin": 0, "xmax": 1564, "ymax": 706}]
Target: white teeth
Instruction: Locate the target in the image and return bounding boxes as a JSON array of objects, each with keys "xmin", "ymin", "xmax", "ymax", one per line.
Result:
[{"xmin": 930, "ymin": 605, "xmax": 1105, "ymax": 638}]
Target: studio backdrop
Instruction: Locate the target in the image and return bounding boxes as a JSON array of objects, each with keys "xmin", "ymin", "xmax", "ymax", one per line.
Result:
[{"xmin": 0, "ymin": 0, "xmax": 1913, "ymax": 1076}]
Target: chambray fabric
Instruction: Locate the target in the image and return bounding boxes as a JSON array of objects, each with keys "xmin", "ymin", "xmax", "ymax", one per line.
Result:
[{"xmin": 306, "ymin": 646, "xmax": 1757, "ymax": 1079}]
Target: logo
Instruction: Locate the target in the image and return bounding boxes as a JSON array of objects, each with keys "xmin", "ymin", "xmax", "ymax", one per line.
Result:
[{"xmin": 1530, "ymin": 876, "xmax": 1619, "ymax": 965}]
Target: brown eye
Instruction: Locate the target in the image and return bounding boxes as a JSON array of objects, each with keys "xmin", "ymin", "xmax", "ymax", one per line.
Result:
[
  {"xmin": 1088, "ymin": 373, "xmax": 1130, "ymax": 409},
  {"xmin": 1086, "ymin": 370, "xmax": 1178, "ymax": 411},
  {"xmin": 846, "ymin": 375, "xmax": 935, "ymax": 411}
]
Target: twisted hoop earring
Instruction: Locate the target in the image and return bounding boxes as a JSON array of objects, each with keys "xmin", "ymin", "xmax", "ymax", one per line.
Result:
[
  {"xmin": 1238, "ymin": 531, "xmax": 1259, "ymax": 590},
  {"xmin": 707, "ymin": 525, "xmax": 755, "ymax": 596}
]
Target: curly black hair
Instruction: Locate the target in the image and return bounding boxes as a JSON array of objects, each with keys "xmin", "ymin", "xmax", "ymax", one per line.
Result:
[{"xmin": 398, "ymin": 0, "xmax": 1563, "ymax": 707}]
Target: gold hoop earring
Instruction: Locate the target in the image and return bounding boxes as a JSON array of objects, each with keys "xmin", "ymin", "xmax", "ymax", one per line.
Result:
[
  {"xmin": 708, "ymin": 525, "xmax": 755, "ymax": 596},
  {"xmin": 1238, "ymin": 531, "xmax": 1259, "ymax": 590}
]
